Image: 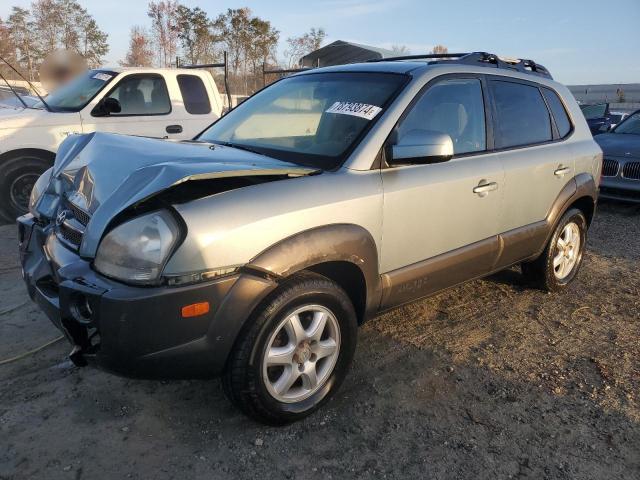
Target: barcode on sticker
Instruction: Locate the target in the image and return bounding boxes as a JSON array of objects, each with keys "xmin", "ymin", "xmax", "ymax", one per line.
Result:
[{"xmin": 325, "ymin": 102, "xmax": 382, "ymax": 120}]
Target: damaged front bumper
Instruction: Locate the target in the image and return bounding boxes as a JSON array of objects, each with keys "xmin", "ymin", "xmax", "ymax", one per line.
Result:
[{"xmin": 17, "ymin": 214, "xmax": 277, "ymax": 378}]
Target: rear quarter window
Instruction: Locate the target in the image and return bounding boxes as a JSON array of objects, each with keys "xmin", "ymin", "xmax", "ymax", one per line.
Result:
[
  {"xmin": 490, "ymin": 80, "xmax": 552, "ymax": 149},
  {"xmin": 177, "ymin": 74, "xmax": 211, "ymax": 114},
  {"xmin": 542, "ymin": 88, "xmax": 572, "ymax": 138}
]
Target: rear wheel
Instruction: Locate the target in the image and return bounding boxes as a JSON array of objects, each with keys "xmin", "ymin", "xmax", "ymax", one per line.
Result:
[
  {"xmin": 223, "ymin": 272, "xmax": 357, "ymax": 425},
  {"xmin": 522, "ymin": 208, "xmax": 587, "ymax": 292},
  {"xmin": 0, "ymin": 154, "xmax": 52, "ymax": 222}
]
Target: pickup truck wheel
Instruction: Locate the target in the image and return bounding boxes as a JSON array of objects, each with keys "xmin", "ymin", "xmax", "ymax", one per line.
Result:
[
  {"xmin": 0, "ymin": 155, "xmax": 51, "ymax": 222},
  {"xmin": 223, "ymin": 272, "xmax": 357, "ymax": 425},
  {"xmin": 521, "ymin": 208, "xmax": 587, "ymax": 292}
]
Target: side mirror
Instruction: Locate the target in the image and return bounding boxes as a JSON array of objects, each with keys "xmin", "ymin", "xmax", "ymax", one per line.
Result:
[
  {"xmin": 598, "ymin": 123, "xmax": 611, "ymax": 132},
  {"xmin": 92, "ymin": 97, "xmax": 121, "ymax": 116},
  {"xmin": 388, "ymin": 129, "xmax": 454, "ymax": 165}
]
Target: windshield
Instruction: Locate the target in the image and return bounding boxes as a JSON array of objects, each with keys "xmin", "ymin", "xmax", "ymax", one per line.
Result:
[
  {"xmin": 198, "ymin": 72, "xmax": 407, "ymax": 170},
  {"xmin": 612, "ymin": 112, "xmax": 640, "ymax": 135},
  {"xmin": 33, "ymin": 69, "xmax": 117, "ymax": 112},
  {"xmin": 0, "ymin": 85, "xmax": 37, "ymax": 109},
  {"xmin": 580, "ymin": 103, "xmax": 607, "ymax": 120}
]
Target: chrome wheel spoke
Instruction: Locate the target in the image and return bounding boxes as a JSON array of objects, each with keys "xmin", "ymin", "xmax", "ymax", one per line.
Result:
[
  {"xmin": 557, "ymin": 236, "xmax": 567, "ymax": 248},
  {"xmin": 274, "ymin": 366, "xmax": 300, "ymax": 395},
  {"xmin": 266, "ymin": 344, "xmax": 295, "ymax": 366},
  {"xmin": 553, "ymin": 252, "xmax": 564, "ymax": 269},
  {"xmin": 285, "ymin": 314, "xmax": 306, "ymax": 345},
  {"xmin": 300, "ymin": 364, "xmax": 318, "ymax": 390},
  {"xmin": 312, "ymin": 338, "xmax": 337, "ymax": 360},
  {"xmin": 307, "ymin": 310, "xmax": 328, "ymax": 342}
]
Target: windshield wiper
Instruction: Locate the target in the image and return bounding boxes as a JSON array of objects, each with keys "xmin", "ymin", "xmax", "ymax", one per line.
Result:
[
  {"xmin": 213, "ymin": 141, "xmax": 267, "ymax": 157},
  {"xmin": 0, "ymin": 55, "xmax": 52, "ymax": 112}
]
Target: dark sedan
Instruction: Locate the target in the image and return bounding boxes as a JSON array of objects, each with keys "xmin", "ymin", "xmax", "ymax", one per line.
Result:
[
  {"xmin": 581, "ymin": 103, "xmax": 613, "ymax": 135},
  {"xmin": 595, "ymin": 110, "xmax": 640, "ymax": 203}
]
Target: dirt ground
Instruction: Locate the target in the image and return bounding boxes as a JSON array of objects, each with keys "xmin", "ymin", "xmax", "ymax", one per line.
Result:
[{"xmin": 0, "ymin": 201, "xmax": 639, "ymax": 480}]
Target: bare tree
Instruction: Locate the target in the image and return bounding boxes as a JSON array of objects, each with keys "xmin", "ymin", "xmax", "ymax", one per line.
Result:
[
  {"xmin": 6, "ymin": 7, "xmax": 35, "ymax": 80},
  {"xmin": 121, "ymin": 26, "xmax": 154, "ymax": 67},
  {"xmin": 430, "ymin": 44, "xmax": 448, "ymax": 55},
  {"xmin": 147, "ymin": 1, "xmax": 179, "ymax": 67},
  {"xmin": 213, "ymin": 8, "xmax": 279, "ymax": 94},
  {"xmin": 390, "ymin": 45, "xmax": 410, "ymax": 56},
  {"xmin": 284, "ymin": 27, "xmax": 326, "ymax": 68}
]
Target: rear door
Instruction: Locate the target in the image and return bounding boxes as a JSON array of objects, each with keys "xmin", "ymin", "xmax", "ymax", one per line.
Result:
[
  {"xmin": 80, "ymin": 73, "xmax": 180, "ymax": 139},
  {"xmin": 488, "ymin": 78, "xmax": 576, "ymax": 233}
]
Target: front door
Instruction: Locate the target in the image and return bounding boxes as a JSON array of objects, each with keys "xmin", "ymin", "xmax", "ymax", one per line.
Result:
[
  {"xmin": 80, "ymin": 73, "xmax": 183, "ymax": 139},
  {"xmin": 380, "ymin": 76, "xmax": 504, "ymax": 307}
]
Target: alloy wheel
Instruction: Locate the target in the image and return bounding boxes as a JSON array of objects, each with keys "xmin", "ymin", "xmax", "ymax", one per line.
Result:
[
  {"xmin": 262, "ymin": 304, "xmax": 341, "ymax": 403},
  {"xmin": 553, "ymin": 222, "xmax": 581, "ymax": 280}
]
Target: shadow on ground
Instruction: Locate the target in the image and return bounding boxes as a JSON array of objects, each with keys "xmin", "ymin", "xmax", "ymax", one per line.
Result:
[{"xmin": 0, "ymin": 201, "xmax": 638, "ymax": 479}]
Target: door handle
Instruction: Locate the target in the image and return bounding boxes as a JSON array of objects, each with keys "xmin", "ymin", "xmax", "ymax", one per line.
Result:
[
  {"xmin": 554, "ymin": 165, "xmax": 571, "ymax": 176},
  {"xmin": 166, "ymin": 124, "xmax": 183, "ymax": 134},
  {"xmin": 473, "ymin": 181, "xmax": 498, "ymax": 197}
]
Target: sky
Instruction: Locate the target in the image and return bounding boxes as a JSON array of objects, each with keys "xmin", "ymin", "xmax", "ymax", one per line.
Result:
[{"xmin": 1, "ymin": 0, "xmax": 639, "ymax": 85}]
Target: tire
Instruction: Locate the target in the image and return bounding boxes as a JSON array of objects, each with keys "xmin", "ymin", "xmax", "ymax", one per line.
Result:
[
  {"xmin": 0, "ymin": 154, "xmax": 52, "ymax": 222},
  {"xmin": 223, "ymin": 272, "xmax": 358, "ymax": 425},
  {"xmin": 521, "ymin": 208, "xmax": 587, "ymax": 292}
]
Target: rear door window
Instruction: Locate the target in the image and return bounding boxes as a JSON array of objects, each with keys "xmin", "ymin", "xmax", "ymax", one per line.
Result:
[
  {"xmin": 177, "ymin": 74, "xmax": 211, "ymax": 114},
  {"xmin": 490, "ymin": 80, "xmax": 552, "ymax": 149},
  {"xmin": 542, "ymin": 88, "xmax": 572, "ymax": 138}
]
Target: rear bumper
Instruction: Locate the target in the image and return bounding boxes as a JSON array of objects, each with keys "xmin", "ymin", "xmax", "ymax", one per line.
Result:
[{"xmin": 17, "ymin": 214, "xmax": 277, "ymax": 378}]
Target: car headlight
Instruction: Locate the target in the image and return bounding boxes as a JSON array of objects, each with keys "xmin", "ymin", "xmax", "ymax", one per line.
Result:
[
  {"xmin": 94, "ymin": 210, "xmax": 181, "ymax": 284},
  {"xmin": 29, "ymin": 168, "xmax": 53, "ymax": 216}
]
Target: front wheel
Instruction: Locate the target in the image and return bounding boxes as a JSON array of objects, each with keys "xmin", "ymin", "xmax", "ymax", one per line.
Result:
[
  {"xmin": 522, "ymin": 208, "xmax": 587, "ymax": 292},
  {"xmin": 223, "ymin": 272, "xmax": 357, "ymax": 425},
  {"xmin": 0, "ymin": 154, "xmax": 51, "ymax": 222}
]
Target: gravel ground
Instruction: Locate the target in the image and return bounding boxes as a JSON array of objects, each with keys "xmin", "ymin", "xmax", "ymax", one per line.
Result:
[{"xmin": 0, "ymin": 200, "xmax": 639, "ymax": 480}]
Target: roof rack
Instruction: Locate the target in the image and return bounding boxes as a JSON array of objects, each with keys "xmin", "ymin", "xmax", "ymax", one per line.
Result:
[{"xmin": 368, "ymin": 52, "xmax": 553, "ymax": 80}]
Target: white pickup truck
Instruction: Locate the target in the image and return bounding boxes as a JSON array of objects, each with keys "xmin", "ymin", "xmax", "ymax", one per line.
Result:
[{"xmin": 0, "ymin": 67, "xmax": 223, "ymax": 221}]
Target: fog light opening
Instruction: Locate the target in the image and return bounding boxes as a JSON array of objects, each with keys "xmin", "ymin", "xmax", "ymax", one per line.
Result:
[{"xmin": 70, "ymin": 294, "xmax": 93, "ymax": 323}]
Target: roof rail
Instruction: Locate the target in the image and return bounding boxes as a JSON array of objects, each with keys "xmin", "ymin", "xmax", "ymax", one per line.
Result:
[{"xmin": 368, "ymin": 51, "xmax": 553, "ymax": 80}]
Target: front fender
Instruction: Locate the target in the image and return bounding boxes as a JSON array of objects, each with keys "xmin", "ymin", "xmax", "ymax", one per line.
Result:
[{"xmin": 247, "ymin": 223, "xmax": 382, "ymax": 318}]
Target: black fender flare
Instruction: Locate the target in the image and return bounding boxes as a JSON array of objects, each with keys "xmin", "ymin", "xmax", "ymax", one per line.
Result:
[{"xmin": 247, "ymin": 223, "xmax": 382, "ymax": 318}]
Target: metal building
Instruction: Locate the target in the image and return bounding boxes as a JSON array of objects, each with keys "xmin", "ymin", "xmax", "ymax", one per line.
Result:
[{"xmin": 300, "ymin": 40, "xmax": 394, "ymax": 68}]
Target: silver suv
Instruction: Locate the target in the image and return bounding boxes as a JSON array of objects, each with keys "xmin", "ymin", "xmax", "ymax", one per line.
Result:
[{"xmin": 19, "ymin": 52, "xmax": 602, "ymax": 424}]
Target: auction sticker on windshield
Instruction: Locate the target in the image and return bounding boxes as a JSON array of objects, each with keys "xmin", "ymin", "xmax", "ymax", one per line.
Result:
[
  {"xmin": 326, "ymin": 101, "xmax": 382, "ymax": 120},
  {"xmin": 92, "ymin": 73, "xmax": 113, "ymax": 82}
]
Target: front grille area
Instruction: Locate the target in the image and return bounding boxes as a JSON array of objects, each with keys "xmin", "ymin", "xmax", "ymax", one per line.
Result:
[
  {"xmin": 59, "ymin": 222, "xmax": 83, "ymax": 247},
  {"xmin": 602, "ymin": 158, "xmax": 619, "ymax": 177},
  {"xmin": 67, "ymin": 202, "xmax": 91, "ymax": 226},
  {"xmin": 622, "ymin": 161, "xmax": 640, "ymax": 180}
]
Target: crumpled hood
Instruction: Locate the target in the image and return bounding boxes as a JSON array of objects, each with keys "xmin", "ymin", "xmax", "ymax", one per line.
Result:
[
  {"xmin": 39, "ymin": 132, "xmax": 319, "ymax": 257},
  {"xmin": 595, "ymin": 133, "xmax": 640, "ymax": 158}
]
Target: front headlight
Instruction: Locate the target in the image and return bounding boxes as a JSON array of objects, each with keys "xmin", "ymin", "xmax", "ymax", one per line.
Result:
[
  {"xmin": 94, "ymin": 210, "xmax": 181, "ymax": 284},
  {"xmin": 29, "ymin": 168, "xmax": 53, "ymax": 216}
]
